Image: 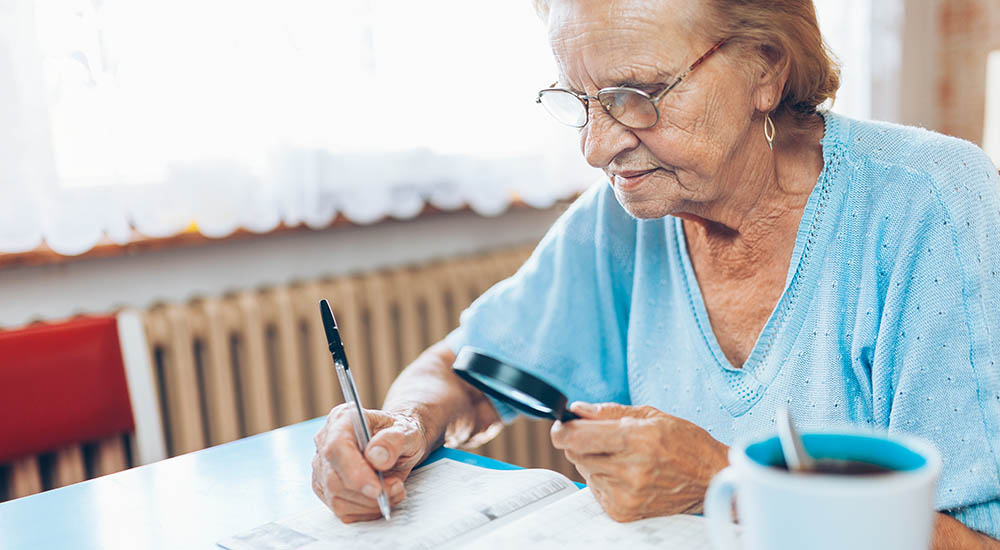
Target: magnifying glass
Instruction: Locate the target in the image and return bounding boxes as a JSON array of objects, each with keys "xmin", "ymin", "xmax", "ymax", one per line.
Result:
[{"xmin": 452, "ymin": 347, "xmax": 578, "ymax": 422}]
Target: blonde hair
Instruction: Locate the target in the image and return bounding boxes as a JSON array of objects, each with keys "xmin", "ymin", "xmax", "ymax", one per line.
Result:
[
  {"xmin": 533, "ymin": 0, "xmax": 840, "ymax": 124},
  {"xmin": 701, "ymin": 0, "xmax": 840, "ymax": 122}
]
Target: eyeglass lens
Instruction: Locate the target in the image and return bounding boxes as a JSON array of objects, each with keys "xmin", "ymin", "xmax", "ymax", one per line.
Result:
[
  {"xmin": 538, "ymin": 89, "xmax": 658, "ymax": 129},
  {"xmin": 538, "ymin": 90, "xmax": 588, "ymax": 127},
  {"xmin": 598, "ymin": 90, "xmax": 658, "ymax": 129}
]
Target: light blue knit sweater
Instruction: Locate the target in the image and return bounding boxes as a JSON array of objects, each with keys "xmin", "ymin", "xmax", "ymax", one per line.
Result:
[{"xmin": 446, "ymin": 111, "xmax": 1000, "ymax": 538}]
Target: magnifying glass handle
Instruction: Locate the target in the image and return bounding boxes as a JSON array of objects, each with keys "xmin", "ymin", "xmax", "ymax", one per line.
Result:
[{"xmin": 559, "ymin": 410, "xmax": 579, "ymax": 422}]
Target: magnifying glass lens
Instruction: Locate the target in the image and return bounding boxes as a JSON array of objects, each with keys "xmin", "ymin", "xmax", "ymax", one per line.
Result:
[
  {"xmin": 462, "ymin": 370, "xmax": 552, "ymax": 415},
  {"xmin": 504, "ymin": 388, "xmax": 553, "ymax": 416},
  {"xmin": 452, "ymin": 348, "xmax": 577, "ymax": 422}
]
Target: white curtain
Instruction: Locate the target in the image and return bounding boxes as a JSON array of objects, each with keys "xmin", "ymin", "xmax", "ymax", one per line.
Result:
[
  {"xmin": 0, "ymin": 0, "xmax": 885, "ymax": 256},
  {"xmin": 0, "ymin": 0, "xmax": 596, "ymax": 255}
]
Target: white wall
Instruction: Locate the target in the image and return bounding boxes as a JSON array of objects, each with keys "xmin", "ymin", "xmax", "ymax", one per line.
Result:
[
  {"xmin": 814, "ymin": 0, "xmax": 948, "ymax": 129},
  {"xmin": 898, "ymin": 0, "xmax": 942, "ymax": 130},
  {"xmin": 984, "ymin": 50, "xmax": 1000, "ymax": 166}
]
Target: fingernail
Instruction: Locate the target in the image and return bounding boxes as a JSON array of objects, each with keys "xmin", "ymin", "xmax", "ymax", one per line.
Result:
[
  {"xmin": 391, "ymin": 482, "xmax": 404, "ymax": 496},
  {"xmin": 362, "ymin": 484, "xmax": 379, "ymax": 499},
  {"xmin": 571, "ymin": 401, "xmax": 593, "ymax": 414},
  {"xmin": 368, "ymin": 446, "xmax": 389, "ymax": 467}
]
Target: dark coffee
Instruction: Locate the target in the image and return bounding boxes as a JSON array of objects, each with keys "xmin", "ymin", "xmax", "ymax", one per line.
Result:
[{"xmin": 773, "ymin": 458, "xmax": 895, "ymax": 476}]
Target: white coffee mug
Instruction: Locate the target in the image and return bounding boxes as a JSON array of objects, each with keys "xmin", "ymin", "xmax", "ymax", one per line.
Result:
[{"xmin": 705, "ymin": 431, "xmax": 941, "ymax": 550}]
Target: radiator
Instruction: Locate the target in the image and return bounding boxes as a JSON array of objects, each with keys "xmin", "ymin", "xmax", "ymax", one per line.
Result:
[
  {"xmin": 0, "ymin": 245, "xmax": 581, "ymax": 503},
  {"xmin": 1, "ymin": 435, "xmax": 130, "ymax": 502},
  {"xmin": 141, "ymin": 245, "xmax": 579, "ymax": 480}
]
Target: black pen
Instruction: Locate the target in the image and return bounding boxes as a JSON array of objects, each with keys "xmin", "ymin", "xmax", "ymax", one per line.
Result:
[{"xmin": 320, "ymin": 299, "xmax": 391, "ymax": 520}]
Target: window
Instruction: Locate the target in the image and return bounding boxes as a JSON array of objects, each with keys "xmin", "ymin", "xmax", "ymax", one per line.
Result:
[{"xmin": 0, "ymin": 0, "xmax": 880, "ymax": 255}]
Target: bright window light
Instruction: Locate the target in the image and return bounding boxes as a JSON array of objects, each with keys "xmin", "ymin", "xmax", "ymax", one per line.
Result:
[
  {"xmin": 0, "ymin": 0, "xmax": 884, "ymax": 255},
  {"xmin": 814, "ymin": 0, "xmax": 873, "ymax": 120},
  {"xmin": 984, "ymin": 50, "xmax": 1000, "ymax": 167}
]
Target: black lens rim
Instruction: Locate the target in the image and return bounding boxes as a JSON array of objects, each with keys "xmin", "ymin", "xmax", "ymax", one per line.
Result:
[{"xmin": 452, "ymin": 347, "xmax": 578, "ymax": 422}]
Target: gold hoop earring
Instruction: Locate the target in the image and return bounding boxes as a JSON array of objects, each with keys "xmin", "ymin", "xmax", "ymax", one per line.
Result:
[{"xmin": 764, "ymin": 112, "xmax": 776, "ymax": 151}]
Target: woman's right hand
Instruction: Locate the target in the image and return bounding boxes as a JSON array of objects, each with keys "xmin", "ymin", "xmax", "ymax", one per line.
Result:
[{"xmin": 311, "ymin": 403, "xmax": 429, "ymax": 523}]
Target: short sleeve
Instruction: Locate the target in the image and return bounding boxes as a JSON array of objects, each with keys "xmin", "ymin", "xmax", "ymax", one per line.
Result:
[
  {"xmin": 870, "ymin": 142, "xmax": 1000, "ymax": 538},
  {"xmin": 445, "ymin": 183, "xmax": 637, "ymax": 422}
]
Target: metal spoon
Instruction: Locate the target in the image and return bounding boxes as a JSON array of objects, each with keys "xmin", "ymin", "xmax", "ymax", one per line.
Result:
[{"xmin": 776, "ymin": 407, "xmax": 815, "ymax": 472}]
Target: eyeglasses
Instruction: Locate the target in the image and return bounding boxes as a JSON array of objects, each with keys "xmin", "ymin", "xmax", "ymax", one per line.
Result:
[{"xmin": 536, "ymin": 39, "xmax": 728, "ymax": 129}]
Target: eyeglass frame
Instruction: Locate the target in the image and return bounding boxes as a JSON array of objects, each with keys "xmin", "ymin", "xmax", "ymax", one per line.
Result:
[{"xmin": 535, "ymin": 38, "xmax": 729, "ymax": 129}]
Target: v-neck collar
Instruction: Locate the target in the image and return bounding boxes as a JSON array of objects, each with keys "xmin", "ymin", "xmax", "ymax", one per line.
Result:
[{"xmin": 672, "ymin": 111, "xmax": 850, "ymax": 416}]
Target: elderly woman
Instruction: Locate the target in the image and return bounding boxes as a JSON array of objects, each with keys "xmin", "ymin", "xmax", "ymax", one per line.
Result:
[{"xmin": 311, "ymin": 0, "xmax": 1000, "ymax": 545}]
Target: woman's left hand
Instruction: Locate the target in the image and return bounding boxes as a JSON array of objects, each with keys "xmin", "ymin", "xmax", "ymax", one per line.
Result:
[{"xmin": 551, "ymin": 402, "xmax": 729, "ymax": 522}]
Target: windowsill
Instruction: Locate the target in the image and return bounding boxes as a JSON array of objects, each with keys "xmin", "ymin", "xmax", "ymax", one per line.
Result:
[
  {"xmin": 0, "ymin": 201, "xmax": 553, "ymax": 272},
  {"xmin": 1, "ymin": 202, "xmax": 567, "ymax": 328}
]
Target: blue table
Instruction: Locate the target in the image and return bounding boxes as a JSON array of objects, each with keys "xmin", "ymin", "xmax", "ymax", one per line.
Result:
[{"xmin": 0, "ymin": 418, "xmax": 516, "ymax": 550}]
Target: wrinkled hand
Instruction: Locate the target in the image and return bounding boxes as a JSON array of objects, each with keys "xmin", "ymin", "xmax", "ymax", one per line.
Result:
[
  {"xmin": 551, "ymin": 402, "xmax": 729, "ymax": 522},
  {"xmin": 312, "ymin": 403, "xmax": 428, "ymax": 523}
]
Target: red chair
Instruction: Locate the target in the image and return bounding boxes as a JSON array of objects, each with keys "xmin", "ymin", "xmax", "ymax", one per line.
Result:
[{"xmin": 0, "ymin": 311, "xmax": 165, "ymax": 500}]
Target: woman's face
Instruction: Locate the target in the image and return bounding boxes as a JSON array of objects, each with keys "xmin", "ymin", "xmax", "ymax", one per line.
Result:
[{"xmin": 547, "ymin": 0, "xmax": 763, "ymax": 220}]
